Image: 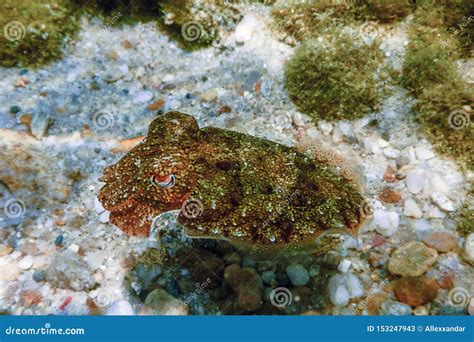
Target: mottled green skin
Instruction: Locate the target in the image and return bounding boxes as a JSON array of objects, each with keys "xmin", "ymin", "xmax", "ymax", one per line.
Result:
[{"xmin": 99, "ymin": 111, "xmax": 365, "ymax": 248}]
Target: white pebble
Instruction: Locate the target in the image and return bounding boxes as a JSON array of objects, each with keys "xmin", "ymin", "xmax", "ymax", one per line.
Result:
[
  {"xmin": 99, "ymin": 211, "xmax": 110, "ymax": 223},
  {"xmin": 338, "ymin": 259, "xmax": 352, "ymax": 273},
  {"xmin": 383, "ymin": 147, "xmax": 400, "ymax": 159},
  {"xmin": 415, "ymin": 146, "xmax": 435, "ymax": 160},
  {"xmin": 319, "ymin": 122, "xmax": 333, "ymax": 135},
  {"xmin": 94, "ymin": 197, "xmax": 105, "ymax": 213},
  {"xmin": 18, "ymin": 255, "xmax": 33, "ymax": 270},
  {"xmin": 132, "ymin": 91, "xmax": 153, "ymax": 104},
  {"xmin": 431, "ymin": 192, "xmax": 455, "ymax": 212},
  {"xmin": 372, "ymin": 210, "xmax": 399, "ymax": 237},
  {"xmin": 403, "ymin": 198, "xmax": 423, "ymax": 218},
  {"xmin": 464, "ymin": 233, "xmax": 474, "ymax": 263},
  {"xmin": 235, "ymin": 14, "xmax": 258, "ymax": 43},
  {"xmin": 106, "ymin": 300, "xmax": 135, "ymax": 315},
  {"xmin": 427, "ymin": 206, "xmax": 446, "ymax": 219},
  {"xmin": 405, "ymin": 170, "xmax": 425, "ymax": 194}
]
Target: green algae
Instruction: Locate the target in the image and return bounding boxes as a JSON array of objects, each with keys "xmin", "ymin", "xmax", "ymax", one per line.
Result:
[
  {"xmin": 284, "ymin": 33, "xmax": 384, "ymax": 121},
  {"xmin": 0, "ymin": 0, "xmax": 79, "ymax": 68}
]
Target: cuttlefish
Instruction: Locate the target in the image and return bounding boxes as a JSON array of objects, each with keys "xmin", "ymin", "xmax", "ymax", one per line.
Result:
[{"xmin": 98, "ymin": 111, "xmax": 367, "ymax": 252}]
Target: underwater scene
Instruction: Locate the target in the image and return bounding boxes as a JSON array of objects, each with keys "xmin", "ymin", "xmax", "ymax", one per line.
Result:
[{"xmin": 0, "ymin": 0, "xmax": 473, "ymax": 318}]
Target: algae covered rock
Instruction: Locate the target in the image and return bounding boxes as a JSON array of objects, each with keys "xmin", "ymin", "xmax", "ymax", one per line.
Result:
[
  {"xmin": 284, "ymin": 34, "xmax": 383, "ymax": 122},
  {"xmin": 98, "ymin": 111, "xmax": 366, "ymax": 249},
  {"xmin": 0, "ymin": 0, "xmax": 78, "ymax": 67}
]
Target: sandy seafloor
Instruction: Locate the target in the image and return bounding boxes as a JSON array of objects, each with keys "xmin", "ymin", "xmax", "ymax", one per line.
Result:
[{"xmin": 0, "ymin": 4, "xmax": 473, "ymax": 316}]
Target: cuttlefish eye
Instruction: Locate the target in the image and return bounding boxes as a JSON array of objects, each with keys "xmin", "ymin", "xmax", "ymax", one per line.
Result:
[{"xmin": 150, "ymin": 172, "xmax": 176, "ymax": 188}]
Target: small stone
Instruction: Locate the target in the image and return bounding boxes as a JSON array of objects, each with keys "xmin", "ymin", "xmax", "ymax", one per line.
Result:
[
  {"xmin": 107, "ymin": 300, "xmax": 134, "ymax": 315},
  {"xmin": 427, "ymin": 206, "xmax": 446, "ymax": 219},
  {"xmin": 329, "ymin": 283, "xmax": 350, "ymax": 307},
  {"xmin": 415, "ymin": 146, "xmax": 435, "ymax": 160},
  {"xmin": 383, "ymin": 165, "xmax": 397, "ymax": 183},
  {"xmin": 380, "ymin": 300, "xmax": 412, "ymax": 315},
  {"xmin": 405, "ymin": 170, "xmax": 425, "ymax": 194},
  {"xmin": 422, "ymin": 232, "xmax": 458, "ymax": 252},
  {"xmin": 99, "ymin": 211, "xmax": 110, "ymax": 223},
  {"xmin": 133, "ymin": 91, "xmax": 153, "ymax": 104},
  {"xmin": 308, "ymin": 264, "xmax": 321, "ymax": 277},
  {"xmin": 33, "ymin": 270, "xmax": 47, "ymax": 282},
  {"xmin": 144, "ymin": 289, "xmax": 188, "ymax": 315},
  {"xmin": 338, "ymin": 259, "xmax": 352, "ymax": 273},
  {"xmin": 403, "ymin": 198, "xmax": 423, "ymax": 218},
  {"xmin": 147, "ymin": 98, "xmax": 165, "ymax": 111},
  {"xmin": 431, "ymin": 192, "xmax": 455, "ymax": 212},
  {"xmin": 464, "ymin": 233, "xmax": 474, "ymax": 264},
  {"xmin": 261, "ymin": 271, "xmax": 275, "ymax": 285},
  {"xmin": 328, "ymin": 274, "xmax": 363, "ymax": 307},
  {"xmin": 468, "ymin": 298, "xmax": 474, "ymax": 315},
  {"xmin": 379, "ymin": 188, "xmax": 402, "ymax": 203},
  {"xmin": 388, "ymin": 241, "xmax": 438, "ymax": 277},
  {"xmin": 46, "ymin": 250, "xmax": 96, "ymax": 291},
  {"xmin": 396, "ymin": 153, "xmax": 410, "ymax": 168},
  {"xmin": 235, "ymin": 13, "xmax": 258, "ymax": 43},
  {"xmin": 30, "ymin": 110, "xmax": 50, "ymax": 140},
  {"xmin": 18, "ymin": 255, "xmax": 33, "ymax": 270},
  {"xmin": 286, "ymin": 264, "xmax": 310, "ymax": 286},
  {"xmin": 103, "ymin": 67, "xmax": 124, "ymax": 82},
  {"xmin": 393, "ymin": 276, "xmax": 439, "ymax": 307},
  {"xmin": 322, "ymin": 251, "xmax": 341, "ymax": 269},
  {"xmin": 383, "ymin": 147, "xmax": 399, "ymax": 159},
  {"xmin": 372, "ymin": 210, "xmax": 399, "ymax": 237},
  {"xmin": 319, "ymin": 122, "xmax": 333, "ymax": 135},
  {"xmin": 224, "ymin": 265, "xmax": 263, "ymax": 311},
  {"xmin": 121, "ymin": 40, "xmax": 132, "ymax": 49},
  {"xmin": 413, "ymin": 306, "xmax": 429, "ymax": 315},
  {"xmin": 292, "ymin": 112, "xmax": 304, "ymax": 127},
  {"xmin": 54, "ymin": 235, "xmax": 64, "ymax": 246},
  {"xmin": 20, "ymin": 290, "xmax": 42, "ymax": 307},
  {"xmin": 0, "ymin": 263, "xmax": 19, "ymax": 281},
  {"xmin": 201, "ymin": 89, "xmax": 217, "ymax": 102},
  {"xmin": 0, "ymin": 244, "xmax": 13, "ymax": 256}
]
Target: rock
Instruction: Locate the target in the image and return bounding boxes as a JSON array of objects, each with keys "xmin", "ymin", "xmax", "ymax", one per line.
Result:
[
  {"xmin": 413, "ymin": 306, "xmax": 429, "ymax": 315},
  {"xmin": 396, "ymin": 153, "xmax": 410, "ymax": 168},
  {"xmin": 427, "ymin": 206, "xmax": 446, "ymax": 219},
  {"xmin": 405, "ymin": 170, "xmax": 425, "ymax": 194},
  {"xmin": 224, "ymin": 265, "xmax": 263, "ymax": 311},
  {"xmin": 415, "ymin": 146, "xmax": 435, "ymax": 160},
  {"xmin": 133, "ymin": 91, "xmax": 153, "ymax": 104},
  {"xmin": 144, "ymin": 289, "xmax": 188, "ymax": 315},
  {"xmin": 200, "ymin": 88, "xmax": 217, "ymax": 102},
  {"xmin": 103, "ymin": 67, "xmax": 124, "ymax": 82},
  {"xmin": 379, "ymin": 188, "xmax": 402, "ymax": 203},
  {"xmin": 380, "ymin": 300, "xmax": 412, "ymax": 315},
  {"xmin": 468, "ymin": 298, "xmax": 474, "ymax": 316},
  {"xmin": 292, "ymin": 112, "xmax": 304, "ymax": 127},
  {"xmin": 0, "ymin": 263, "xmax": 19, "ymax": 281},
  {"xmin": 431, "ymin": 192, "xmax": 455, "ymax": 212},
  {"xmin": 403, "ymin": 198, "xmax": 423, "ymax": 218},
  {"xmin": 235, "ymin": 14, "xmax": 258, "ymax": 43},
  {"xmin": 176, "ymin": 247, "xmax": 224, "ymax": 288},
  {"xmin": 393, "ymin": 276, "xmax": 439, "ymax": 307},
  {"xmin": 18, "ymin": 255, "xmax": 33, "ymax": 270},
  {"xmin": 33, "ymin": 270, "xmax": 46, "ymax": 282},
  {"xmin": 372, "ymin": 210, "xmax": 399, "ymax": 237},
  {"xmin": 286, "ymin": 264, "xmax": 310, "ymax": 286},
  {"xmin": 464, "ymin": 233, "xmax": 474, "ymax": 264},
  {"xmin": 46, "ymin": 250, "xmax": 96, "ymax": 291},
  {"xmin": 328, "ymin": 274, "xmax": 363, "ymax": 307},
  {"xmin": 422, "ymin": 232, "xmax": 458, "ymax": 252},
  {"xmin": 319, "ymin": 122, "xmax": 333, "ymax": 135},
  {"xmin": 20, "ymin": 290, "xmax": 42, "ymax": 307},
  {"xmin": 261, "ymin": 271, "xmax": 276, "ymax": 285},
  {"xmin": 30, "ymin": 110, "xmax": 50, "ymax": 140},
  {"xmin": 0, "ymin": 244, "xmax": 13, "ymax": 256},
  {"xmin": 106, "ymin": 300, "xmax": 134, "ymax": 315},
  {"xmin": 338, "ymin": 259, "xmax": 352, "ymax": 273},
  {"xmin": 308, "ymin": 263, "xmax": 321, "ymax": 277},
  {"xmin": 383, "ymin": 165, "xmax": 397, "ymax": 183},
  {"xmin": 388, "ymin": 241, "xmax": 438, "ymax": 277},
  {"xmin": 99, "ymin": 210, "xmax": 110, "ymax": 223},
  {"xmin": 322, "ymin": 251, "xmax": 341, "ymax": 269},
  {"xmin": 383, "ymin": 147, "xmax": 399, "ymax": 159}
]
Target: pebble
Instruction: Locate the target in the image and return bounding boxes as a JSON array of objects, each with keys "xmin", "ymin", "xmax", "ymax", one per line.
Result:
[
  {"xmin": 413, "ymin": 306, "xmax": 429, "ymax": 315},
  {"xmin": 468, "ymin": 298, "xmax": 474, "ymax": 315},
  {"xmin": 292, "ymin": 112, "xmax": 304, "ymax": 127},
  {"xmin": 235, "ymin": 13, "xmax": 258, "ymax": 43},
  {"xmin": 380, "ymin": 300, "xmax": 412, "ymax": 315},
  {"xmin": 99, "ymin": 210, "xmax": 110, "ymax": 223},
  {"xmin": 31, "ymin": 110, "xmax": 50, "ymax": 140},
  {"xmin": 388, "ymin": 241, "xmax": 438, "ymax": 277},
  {"xmin": 338, "ymin": 259, "xmax": 352, "ymax": 273},
  {"xmin": 319, "ymin": 122, "xmax": 333, "ymax": 135},
  {"xmin": 0, "ymin": 244, "xmax": 13, "ymax": 256},
  {"xmin": 144, "ymin": 289, "xmax": 187, "ymax": 315},
  {"xmin": 379, "ymin": 188, "xmax": 402, "ymax": 203},
  {"xmin": 224, "ymin": 265, "xmax": 263, "ymax": 311},
  {"xmin": 464, "ymin": 233, "xmax": 474, "ymax": 264},
  {"xmin": 431, "ymin": 192, "xmax": 455, "ymax": 212},
  {"xmin": 328, "ymin": 274, "xmax": 363, "ymax": 307},
  {"xmin": 383, "ymin": 165, "xmax": 397, "ymax": 183},
  {"xmin": 415, "ymin": 146, "xmax": 435, "ymax": 160},
  {"xmin": 103, "ymin": 67, "xmax": 124, "ymax": 82},
  {"xmin": 405, "ymin": 170, "xmax": 425, "ymax": 194},
  {"xmin": 46, "ymin": 250, "xmax": 96, "ymax": 291},
  {"xmin": 33, "ymin": 270, "xmax": 47, "ymax": 282},
  {"xmin": 286, "ymin": 264, "xmax": 310, "ymax": 286},
  {"xmin": 372, "ymin": 210, "xmax": 399, "ymax": 237},
  {"xmin": 18, "ymin": 255, "xmax": 34, "ymax": 270},
  {"xmin": 422, "ymin": 232, "xmax": 458, "ymax": 252},
  {"xmin": 107, "ymin": 300, "xmax": 135, "ymax": 315},
  {"xmin": 393, "ymin": 276, "xmax": 439, "ymax": 306},
  {"xmin": 383, "ymin": 147, "xmax": 399, "ymax": 159},
  {"xmin": 201, "ymin": 88, "xmax": 218, "ymax": 102},
  {"xmin": 427, "ymin": 206, "xmax": 446, "ymax": 219},
  {"xmin": 403, "ymin": 198, "xmax": 423, "ymax": 218},
  {"xmin": 132, "ymin": 91, "xmax": 154, "ymax": 104}
]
